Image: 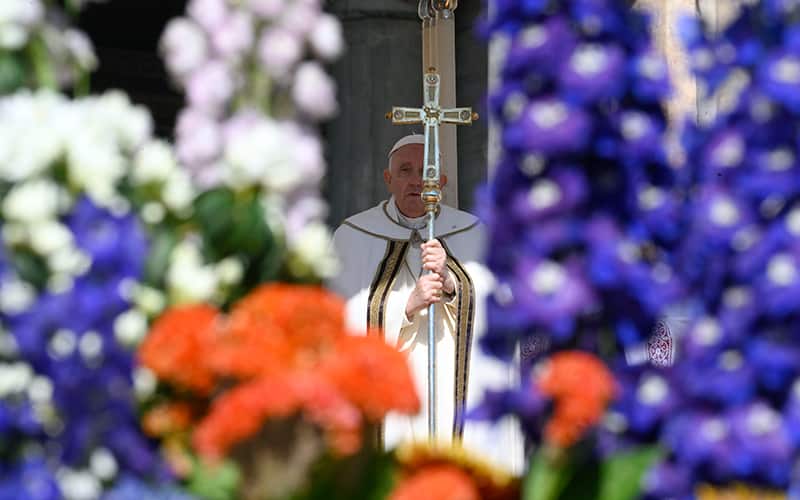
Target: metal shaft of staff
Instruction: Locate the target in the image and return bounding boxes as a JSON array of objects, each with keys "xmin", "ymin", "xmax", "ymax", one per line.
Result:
[
  {"xmin": 426, "ymin": 209, "xmax": 436, "ymax": 441},
  {"xmin": 386, "ymin": 0, "xmax": 475, "ymax": 444}
]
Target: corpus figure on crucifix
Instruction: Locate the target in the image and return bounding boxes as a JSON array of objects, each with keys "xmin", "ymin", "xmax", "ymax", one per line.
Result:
[{"xmin": 328, "ymin": 0, "xmax": 523, "ymax": 474}]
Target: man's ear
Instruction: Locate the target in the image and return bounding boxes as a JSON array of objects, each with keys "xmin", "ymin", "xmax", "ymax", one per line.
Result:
[
  {"xmin": 383, "ymin": 169, "xmax": 392, "ymax": 186},
  {"xmin": 440, "ymin": 174, "xmax": 448, "ymax": 188}
]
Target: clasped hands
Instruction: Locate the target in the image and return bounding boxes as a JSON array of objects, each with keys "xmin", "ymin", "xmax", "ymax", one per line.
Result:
[{"xmin": 405, "ymin": 239, "xmax": 456, "ymax": 318}]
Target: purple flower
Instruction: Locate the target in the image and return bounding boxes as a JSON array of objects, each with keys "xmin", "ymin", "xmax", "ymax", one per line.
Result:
[
  {"xmin": 758, "ymin": 52, "xmax": 800, "ymax": 112},
  {"xmin": 504, "ymin": 16, "xmax": 576, "ymax": 78},
  {"xmin": 511, "ymin": 256, "xmax": 597, "ymax": 341},
  {"xmin": 641, "ymin": 460, "xmax": 693, "ymax": 499},
  {"xmin": 504, "ymin": 98, "xmax": 591, "ymax": 154},
  {"xmin": 630, "ymin": 50, "xmax": 671, "ymax": 102},
  {"xmin": 558, "ymin": 43, "xmax": 626, "ymax": 103},
  {"xmin": 508, "ymin": 167, "xmax": 588, "ymax": 222}
]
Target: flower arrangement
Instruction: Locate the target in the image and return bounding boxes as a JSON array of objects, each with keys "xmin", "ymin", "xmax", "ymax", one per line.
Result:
[
  {"xmin": 481, "ymin": 0, "xmax": 681, "ymax": 362},
  {"xmin": 0, "ymin": 0, "xmax": 352, "ymax": 497},
  {"xmin": 603, "ymin": 2, "xmax": 800, "ymax": 497},
  {"xmin": 481, "ymin": 0, "xmax": 800, "ymax": 498},
  {"xmin": 137, "ymin": 284, "xmax": 420, "ymax": 499}
]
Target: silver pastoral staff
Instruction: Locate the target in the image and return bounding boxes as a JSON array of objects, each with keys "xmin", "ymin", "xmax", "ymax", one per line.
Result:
[{"xmin": 385, "ymin": 0, "xmax": 477, "ymax": 441}]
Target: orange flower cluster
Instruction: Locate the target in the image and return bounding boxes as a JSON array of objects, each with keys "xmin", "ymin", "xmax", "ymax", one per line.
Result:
[
  {"xmin": 390, "ymin": 464, "xmax": 479, "ymax": 500},
  {"xmin": 138, "ymin": 305, "xmax": 219, "ymax": 394},
  {"xmin": 536, "ymin": 350, "xmax": 617, "ymax": 448},
  {"xmin": 137, "ymin": 284, "xmax": 420, "ymax": 460},
  {"xmin": 393, "ymin": 443, "xmax": 520, "ymax": 500}
]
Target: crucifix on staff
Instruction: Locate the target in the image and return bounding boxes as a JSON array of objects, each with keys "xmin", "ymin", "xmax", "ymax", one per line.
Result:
[{"xmin": 385, "ymin": 0, "xmax": 478, "ymax": 440}]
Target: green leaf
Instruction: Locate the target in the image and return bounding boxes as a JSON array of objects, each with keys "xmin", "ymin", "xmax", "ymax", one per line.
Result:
[
  {"xmin": 523, "ymin": 447, "xmax": 577, "ymax": 500},
  {"xmin": 11, "ymin": 251, "xmax": 48, "ymax": 291},
  {"xmin": 596, "ymin": 446, "xmax": 662, "ymax": 500},
  {"xmin": 186, "ymin": 457, "xmax": 241, "ymax": 500},
  {"xmin": 293, "ymin": 444, "xmax": 398, "ymax": 500},
  {"xmin": 143, "ymin": 229, "xmax": 177, "ymax": 287},
  {"xmin": 0, "ymin": 51, "xmax": 25, "ymax": 94}
]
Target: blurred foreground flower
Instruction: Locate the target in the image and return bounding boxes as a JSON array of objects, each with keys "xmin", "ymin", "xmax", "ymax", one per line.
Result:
[
  {"xmin": 138, "ymin": 284, "xmax": 420, "ymax": 499},
  {"xmin": 392, "ymin": 442, "xmax": 520, "ymax": 500},
  {"xmin": 160, "ymin": 0, "xmax": 344, "ymax": 279}
]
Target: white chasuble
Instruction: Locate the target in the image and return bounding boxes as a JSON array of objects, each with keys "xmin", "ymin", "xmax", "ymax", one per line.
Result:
[{"xmin": 330, "ymin": 199, "xmax": 524, "ymax": 474}]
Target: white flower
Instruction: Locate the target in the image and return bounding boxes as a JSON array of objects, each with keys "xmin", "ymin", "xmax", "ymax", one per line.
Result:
[
  {"xmin": 64, "ymin": 29, "xmax": 97, "ymax": 71},
  {"xmin": 289, "ymin": 222, "xmax": 339, "ymax": 278},
  {"xmin": 90, "ymin": 449, "xmax": 118, "ymax": 481},
  {"xmin": 223, "ymin": 118, "xmax": 301, "ymax": 191},
  {"xmin": 28, "ymin": 220, "xmax": 74, "ymax": 256},
  {"xmin": 79, "ymin": 331, "xmax": 103, "ymax": 360},
  {"xmin": 0, "ymin": 24, "xmax": 27, "ymax": 49},
  {"xmin": 114, "ymin": 309, "xmax": 148, "ymax": 347},
  {"xmin": 27, "ymin": 376, "xmax": 53, "ymax": 403},
  {"xmin": 2, "ymin": 178, "xmax": 61, "ymax": 222},
  {"xmin": 0, "ymin": 0, "xmax": 44, "ymax": 49},
  {"xmin": 133, "ymin": 140, "xmax": 177, "ymax": 185},
  {"xmin": 0, "ymin": 326, "xmax": 18, "ymax": 357},
  {"xmin": 162, "ymin": 170, "xmax": 195, "ymax": 213},
  {"xmin": 0, "ymin": 277, "xmax": 36, "ymax": 314},
  {"xmin": 57, "ymin": 468, "xmax": 101, "ymax": 500},
  {"xmin": 216, "ymin": 257, "xmax": 244, "ymax": 285},
  {"xmin": 132, "ymin": 284, "xmax": 167, "ymax": 316},
  {"xmin": 0, "ymin": 91, "xmax": 66, "ymax": 182},
  {"xmin": 167, "ymin": 238, "xmax": 219, "ymax": 304},
  {"xmin": 309, "ymin": 14, "xmax": 344, "ymax": 61},
  {"xmin": 141, "ymin": 202, "xmax": 166, "ymax": 224},
  {"xmin": 160, "ymin": 18, "xmax": 209, "ymax": 78},
  {"xmin": 48, "ymin": 329, "xmax": 77, "ymax": 359},
  {"xmin": 66, "ymin": 132, "xmax": 124, "ymax": 207},
  {"xmin": 0, "ymin": 362, "xmax": 33, "ymax": 397},
  {"xmin": 93, "ymin": 91, "xmax": 152, "ymax": 152},
  {"xmin": 133, "ymin": 367, "xmax": 157, "ymax": 399},
  {"xmin": 48, "ymin": 247, "xmax": 91, "ymax": 276}
]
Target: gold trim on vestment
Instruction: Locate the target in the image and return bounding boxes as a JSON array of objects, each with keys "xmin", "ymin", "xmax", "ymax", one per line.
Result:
[
  {"xmin": 365, "ymin": 235, "xmax": 475, "ymax": 445},
  {"xmin": 342, "ymin": 220, "xmax": 408, "ymax": 242},
  {"xmin": 440, "ymin": 240, "xmax": 475, "ymax": 441},
  {"xmin": 367, "ymin": 240, "xmax": 409, "ymax": 450}
]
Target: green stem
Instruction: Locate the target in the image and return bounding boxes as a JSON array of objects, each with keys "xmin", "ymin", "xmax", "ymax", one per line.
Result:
[
  {"xmin": 27, "ymin": 36, "xmax": 58, "ymax": 90},
  {"xmin": 74, "ymin": 69, "xmax": 90, "ymax": 97}
]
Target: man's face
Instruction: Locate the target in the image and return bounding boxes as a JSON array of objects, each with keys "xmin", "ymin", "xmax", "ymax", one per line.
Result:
[{"xmin": 383, "ymin": 143, "xmax": 447, "ymax": 218}]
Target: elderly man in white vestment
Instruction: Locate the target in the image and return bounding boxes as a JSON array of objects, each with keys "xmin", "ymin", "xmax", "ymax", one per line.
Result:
[{"xmin": 329, "ymin": 134, "xmax": 523, "ymax": 473}]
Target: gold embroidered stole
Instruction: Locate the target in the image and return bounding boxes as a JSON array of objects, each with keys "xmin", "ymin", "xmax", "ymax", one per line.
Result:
[{"xmin": 366, "ymin": 238, "xmax": 476, "ymax": 442}]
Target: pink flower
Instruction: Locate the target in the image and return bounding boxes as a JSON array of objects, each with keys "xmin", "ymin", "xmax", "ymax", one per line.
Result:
[
  {"xmin": 186, "ymin": 60, "xmax": 235, "ymax": 115},
  {"xmin": 285, "ymin": 192, "xmax": 327, "ymax": 244},
  {"xmin": 160, "ymin": 18, "xmax": 208, "ymax": 78},
  {"xmin": 309, "ymin": 14, "xmax": 344, "ymax": 62},
  {"xmin": 290, "ymin": 127, "xmax": 325, "ymax": 184},
  {"xmin": 292, "ymin": 62, "xmax": 338, "ymax": 121},
  {"xmin": 188, "ymin": 0, "xmax": 229, "ymax": 31},
  {"xmin": 279, "ymin": 2, "xmax": 320, "ymax": 37},
  {"xmin": 176, "ymin": 108, "xmax": 223, "ymax": 168},
  {"xmin": 257, "ymin": 28, "xmax": 303, "ymax": 81},
  {"xmin": 247, "ymin": 0, "xmax": 285, "ymax": 19},
  {"xmin": 211, "ymin": 10, "xmax": 254, "ymax": 61}
]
